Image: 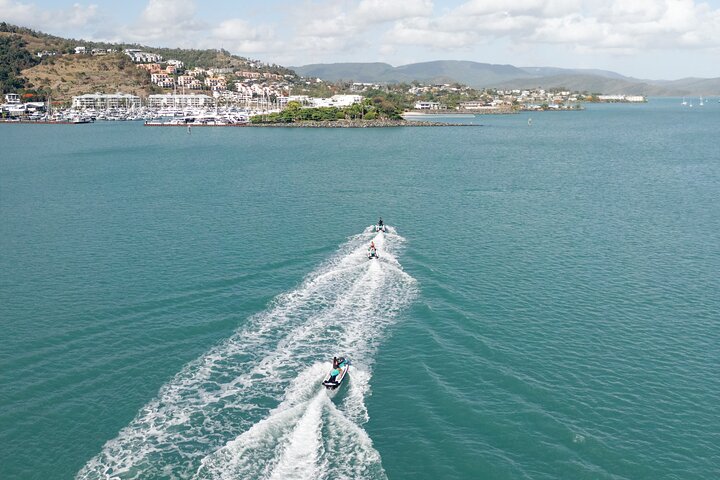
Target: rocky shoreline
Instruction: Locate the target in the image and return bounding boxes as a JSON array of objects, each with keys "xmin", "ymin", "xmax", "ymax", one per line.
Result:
[{"xmin": 247, "ymin": 119, "xmax": 481, "ymax": 128}]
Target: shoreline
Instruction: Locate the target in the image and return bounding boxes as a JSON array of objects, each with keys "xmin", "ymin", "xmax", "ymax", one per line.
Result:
[{"xmin": 244, "ymin": 119, "xmax": 481, "ymax": 128}]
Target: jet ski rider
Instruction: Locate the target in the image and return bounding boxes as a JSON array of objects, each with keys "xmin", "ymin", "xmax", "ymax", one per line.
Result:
[
  {"xmin": 330, "ymin": 356, "xmax": 347, "ymax": 382},
  {"xmin": 368, "ymin": 241, "xmax": 377, "ymax": 257},
  {"xmin": 378, "ymin": 217, "xmax": 384, "ymax": 227}
]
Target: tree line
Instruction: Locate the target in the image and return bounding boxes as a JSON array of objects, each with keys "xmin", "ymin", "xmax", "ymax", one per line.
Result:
[
  {"xmin": 0, "ymin": 34, "xmax": 39, "ymax": 93},
  {"xmin": 250, "ymin": 98, "xmax": 402, "ymax": 124}
]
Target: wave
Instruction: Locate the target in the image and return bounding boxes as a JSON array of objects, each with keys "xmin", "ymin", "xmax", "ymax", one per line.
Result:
[{"xmin": 77, "ymin": 226, "xmax": 417, "ymax": 480}]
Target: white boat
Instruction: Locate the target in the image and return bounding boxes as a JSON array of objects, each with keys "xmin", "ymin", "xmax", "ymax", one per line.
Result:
[{"xmin": 71, "ymin": 116, "xmax": 93, "ymax": 124}]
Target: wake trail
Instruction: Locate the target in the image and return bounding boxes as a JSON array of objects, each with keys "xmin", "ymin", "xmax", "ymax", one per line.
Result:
[{"xmin": 77, "ymin": 227, "xmax": 416, "ymax": 480}]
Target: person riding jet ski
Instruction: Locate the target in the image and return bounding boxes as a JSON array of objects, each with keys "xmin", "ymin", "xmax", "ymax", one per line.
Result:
[
  {"xmin": 375, "ymin": 217, "xmax": 386, "ymax": 232},
  {"xmin": 323, "ymin": 356, "xmax": 349, "ymax": 389},
  {"xmin": 368, "ymin": 241, "xmax": 379, "ymax": 259}
]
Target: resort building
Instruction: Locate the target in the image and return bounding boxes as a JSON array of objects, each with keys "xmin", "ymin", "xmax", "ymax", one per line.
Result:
[
  {"xmin": 177, "ymin": 76, "xmax": 203, "ymax": 90},
  {"xmin": 72, "ymin": 93, "xmax": 141, "ymax": 109},
  {"xmin": 204, "ymin": 77, "xmax": 227, "ymax": 91},
  {"xmin": 277, "ymin": 96, "xmax": 290, "ymax": 109},
  {"xmin": 597, "ymin": 95, "xmax": 646, "ymax": 102},
  {"xmin": 124, "ymin": 49, "xmax": 163, "ymax": 63},
  {"xmin": 166, "ymin": 59, "xmax": 184, "ymax": 70},
  {"xmin": 147, "ymin": 94, "xmax": 213, "ymax": 108},
  {"xmin": 459, "ymin": 101, "xmax": 498, "ymax": 110},
  {"xmin": 236, "ymin": 71, "xmax": 262, "ymax": 79},
  {"xmin": 150, "ymin": 73, "xmax": 175, "ymax": 88},
  {"xmin": 414, "ymin": 101, "xmax": 441, "ymax": 110},
  {"xmin": 91, "ymin": 48, "xmax": 115, "ymax": 56},
  {"xmin": 207, "ymin": 68, "xmax": 234, "ymax": 76},
  {"xmin": 5, "ymin": 93, "xmax": 21, "ymax": 104},
  {"xmin": 311, "ymin": 95, "xmax": 363, "ymax": 108},
  {"xmin": 187, "ymin": 68, "xmax": 206, "ymax": 77}
]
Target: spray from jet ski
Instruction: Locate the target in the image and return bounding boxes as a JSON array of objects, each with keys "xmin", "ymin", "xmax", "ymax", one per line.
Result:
[{"xmin": 77, "ymin": 224, "xmax": 416, "ymax": 480}]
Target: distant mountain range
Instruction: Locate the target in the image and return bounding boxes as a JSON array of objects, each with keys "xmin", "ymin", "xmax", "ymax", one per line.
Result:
[{"xmin": 292, "ymin": 61, "xmax": 720, "ymax": 96}]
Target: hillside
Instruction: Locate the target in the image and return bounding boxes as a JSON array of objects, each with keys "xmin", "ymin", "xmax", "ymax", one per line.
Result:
[
  {"xmin": 293, "ymin": 62, "xmax": 396, "ymax": 82},
  {"xmin": 0, "ymin": 33, "xmax": 40, "ymax": 92},
  {"xmin": 21, "ymin": 54, "xmax": 154, "ymax": 100},
  {"xmin": 0, "ymin": 23, "xmax": 297, "ymax": 102},
  {"xmin": 293, "ymin": 60, "xmax": 533, "ymax": 86},
  {"xmin": 293, "ymin": 60, "xmax": 720, "ymax": 96},
  {"xmin": 490, "ymin": 74, "xmax": 720, "ymax": 96},
  {"xmin": 519, "ymin": 66, "xmax": 633, "ymax": 81}
]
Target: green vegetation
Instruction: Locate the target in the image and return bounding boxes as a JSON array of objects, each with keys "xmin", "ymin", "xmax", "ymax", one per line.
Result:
[
  {"xmin": 0, "ymin": 33, "xmax": 39, "ymax": 93},
  {"xmin": 250, "ymin": 97, "xmax": 402, "ymax": 124},
  {"xmin": 0, "ymin": 22, "xmax": 299, "ymax": 100}
]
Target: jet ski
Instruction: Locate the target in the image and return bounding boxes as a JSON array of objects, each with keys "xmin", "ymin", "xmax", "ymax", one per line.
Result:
[
  {"xmin": 374, "ymin": 224, "xmax": 387, "ymax": 233},
  {"xmin": 322, "ymin": 357, "xmax": 350, "ymax": 389},
  {"xmin": 367, "ymin": 248, "xmax": 379, "ymax": 259}
]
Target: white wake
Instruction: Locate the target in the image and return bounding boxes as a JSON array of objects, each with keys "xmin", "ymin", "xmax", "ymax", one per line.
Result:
[{"xmin": 77, "ymin": 226, "xmax": 416, "ymax": 480}]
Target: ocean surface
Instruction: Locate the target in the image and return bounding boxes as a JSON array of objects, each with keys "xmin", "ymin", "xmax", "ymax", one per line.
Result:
[{"xmin": 1, "ymin": 99, "xmax": 719, "ymax": 480}]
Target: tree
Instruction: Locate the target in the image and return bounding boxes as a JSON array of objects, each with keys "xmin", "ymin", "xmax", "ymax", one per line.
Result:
[{"xmin": 0, "ymin": 34, "xmax": 39, "ymax": 93}]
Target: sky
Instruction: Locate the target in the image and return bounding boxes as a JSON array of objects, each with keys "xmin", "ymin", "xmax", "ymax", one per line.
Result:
[{"xmin": 2, "ymin": 0, "xmax": 720, "ymax": 79}]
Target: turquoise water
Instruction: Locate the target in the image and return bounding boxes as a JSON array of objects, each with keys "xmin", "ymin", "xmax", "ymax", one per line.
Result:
[{"xmin": 1, "ymin": 99, "xmax": 719, "ymax": 479}]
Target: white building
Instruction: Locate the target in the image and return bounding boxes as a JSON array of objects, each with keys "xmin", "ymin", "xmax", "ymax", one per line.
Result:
[
  {"xmin": 124, "ymin": 49, "xmax": 163, "ymax": 63},
  {"xmin": 311, "ymin": 94, "xmax": 363, "ymax": 108},
  {"xmin": 459, "ymin": 101, "xmax": 495, "ymax": 110},
  {"xmin": 166, "ymin": 59, "xmax": 184, "ymax": 70},
  {"xmin": 207, "ymin": 67, "xmax": 234, "ymax": 76},
  {"xmin": 151, "ymin": 73, "xmax": 175, "ymax": 88},
  {"xmin": 414, "ymin": 101, "xmax": 441, "ymax": 110},
  {"xmin": 177, "ymin": 75, "xmax": 203, "ymax": 90},
  {"xmin": 147, "ymin": 94, "xmax": 213, "ymax": 108},
  {"xmin": 74, "ymin": 46, "xmax": 86, "ymax": 54},
  {"xmin": 72, "ymin": 93, "xmax": 141, "ymax": 109},
  {"xmin": 597, "ymin": 95, "xmax": 646, "ymax": 102},
  {"xmin": 4, "ymin": 93, "xmax": 21, "ymax": 104}
]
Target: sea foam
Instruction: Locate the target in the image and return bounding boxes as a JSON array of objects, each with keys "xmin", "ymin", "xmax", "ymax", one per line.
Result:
[{"xmin": 77, "ymin": 226, "xmax": 416, "ymax": 480}]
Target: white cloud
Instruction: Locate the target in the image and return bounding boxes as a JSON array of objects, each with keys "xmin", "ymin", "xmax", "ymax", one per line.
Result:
[
  {"xmin": 3, "ymin": 0, "xmax": 719, "ymax": 75},
  {"xmin": 355, "ymin": 0, "xmax": 433, "ymax": 23},
  {"xmin": 0, "ymin": 0, "xmax": 99, "ymax": 32},
  {"xmin": 381, "ymin": 0, "xmax": 720, "ymax": 55},
  {"xmin": 209, "ymin": 18, "xmax": 282, "ymax": 54},
  {"xmin": 123, "ymin": 0, "xmax": 206, "ymax": 45},
  {"xmin": 284, "ymin": 0, "xmax": 433, "ymax": 58}
]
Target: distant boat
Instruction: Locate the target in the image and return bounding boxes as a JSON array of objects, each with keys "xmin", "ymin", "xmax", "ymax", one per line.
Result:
[
  {"xmin": 699, "ymin": 96, "xmax": 704, "ymax": 106},
  {"xmin": 682, "ymin": 97, "xmax": 687, "ymax": 106},
  {"xmin": 528, "ymin": 117, "xmax": 532, "ymax": 126}
]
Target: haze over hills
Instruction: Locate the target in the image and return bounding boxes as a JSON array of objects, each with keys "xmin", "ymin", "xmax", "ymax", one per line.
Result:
[
  {"xmin": 293, "ymin": 61, "xmax": 720, "ymax": 96},
  {"xmin": 4, "ymin": 20, "xmax": 719, "ymax": 100}
]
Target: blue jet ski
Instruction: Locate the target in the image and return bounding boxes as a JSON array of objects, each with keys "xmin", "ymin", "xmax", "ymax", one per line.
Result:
[{"xmin": 322, "ymin": 357, "xmax": 350, "ymax": 389}]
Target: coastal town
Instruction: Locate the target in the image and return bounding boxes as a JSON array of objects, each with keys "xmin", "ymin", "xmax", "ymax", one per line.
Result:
[{"xmin": 2, "ymin": 42, "xmax": 649, "ymax": 126}]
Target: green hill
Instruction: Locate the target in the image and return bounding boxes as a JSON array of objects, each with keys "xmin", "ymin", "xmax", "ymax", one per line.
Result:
[
  {"xmin": 0, "ymin": 22, "xmax": 297, "ymax": 102},
  {"xmin": 293, "ymin": 60, "xmax": 720, "ymax": 96},
  {"xmin": 293, "ymin": 60, "xmax": 533, "ymax": 86}
]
